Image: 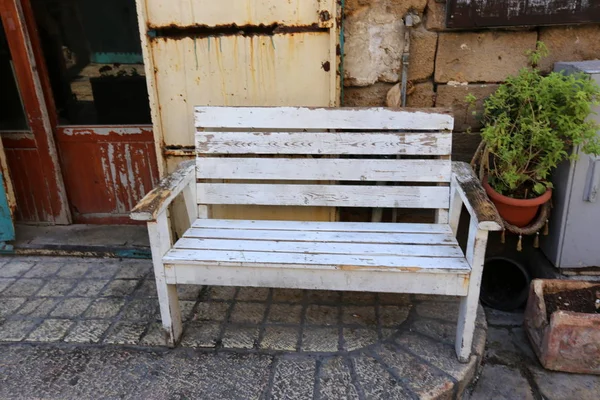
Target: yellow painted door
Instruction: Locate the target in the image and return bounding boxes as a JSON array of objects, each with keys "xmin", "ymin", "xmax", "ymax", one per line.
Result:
[{"xmin": 136, "ymin": 0, "xmax": 340, "ymax": 221}]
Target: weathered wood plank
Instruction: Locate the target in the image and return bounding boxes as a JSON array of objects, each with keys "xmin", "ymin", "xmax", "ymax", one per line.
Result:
[
  {"xmin": 196, "ymin": 131, "xmax": 452, "ymax": 155},
  {"xmin": 191, "ymin": 219, "xmax": 453, "ymax": 234},
  {"xmin": 131, "ymin": 160, "xmax": 195, "ymax": 221},
  {"xmin": 183, "ymin": 227, "xmax": 456, "ymax": 245},
  {"xmin": 447, "ymin": 0, "xmax": 600, "ymax": 29},
  {"xmin": 173, "ymin": 237, "xmax": 464, "ymax": 257},
  {"xmin": 163, "ymin": 249, "xmax": 470, "ymax": 272},
  {"xmin": 197, "ymin": 158, "xmax": 451, "ymax": 182},
  {"xmin": 165, "ymin": 265, "xmax": 469, "ymax": 296},
  {"xmin": 196, "ymin": 183, "xmax": 450, "ymax": 209},
  {"xmin": 451, "ymin": 162, "xmax": 502, "ymax": 231},
  {"xmin": 195, "ymin": 106, "xmax": 454, "ymax": 130}
]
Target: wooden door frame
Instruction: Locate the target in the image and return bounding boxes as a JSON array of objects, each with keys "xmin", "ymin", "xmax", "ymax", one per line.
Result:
[{"xmin": 0, "ymin": 0, "xmax": 70, "ymax": 224}]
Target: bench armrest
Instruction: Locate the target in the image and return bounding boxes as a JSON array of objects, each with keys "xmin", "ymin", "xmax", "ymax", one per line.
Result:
[
  {"xmin": 451, "ymin": 162, "xmax": 502, "ymax": 231},
  {"xmin": 130, "ymin": 160, "xmax": 196, "ymax": 222}
]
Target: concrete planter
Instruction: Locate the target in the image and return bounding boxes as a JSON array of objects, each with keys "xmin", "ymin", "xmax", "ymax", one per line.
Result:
[{"xmin": 524, "ymin": 279, "xmax": 600, "ymax": 374}]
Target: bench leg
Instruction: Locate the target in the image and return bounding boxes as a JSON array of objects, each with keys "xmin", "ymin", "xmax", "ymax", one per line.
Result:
[
  {"xmin": 455, "ymin": 221, "xmax": 488, "ymax": 363},
  {"xmin": 148, "ymin": 215, "xmax": 183, "ymax": 347}
]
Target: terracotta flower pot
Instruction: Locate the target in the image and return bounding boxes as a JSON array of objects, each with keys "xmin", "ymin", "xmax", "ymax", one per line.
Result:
[
  {"xmin": 524, "ymin": 279, "xmax": 600, "ymax": 374},
  {"xmin": 483, "ymin": 180, "xmax": 551, "ymax": 227}
]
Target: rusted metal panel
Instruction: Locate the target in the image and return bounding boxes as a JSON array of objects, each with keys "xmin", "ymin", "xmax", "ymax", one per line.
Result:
[
  {"xmin": 152, "ymin": 33, "xmax": 335, "ymax": 147},
  {"xmin": 447, "ymin": 0, "xmax": 600, "ymax": 28},
  {"xmin": 144, "ymin": 0, "xmax": 330, "ymax": 28},
  {"xmin": 56, "ymin": 126, "xmax": 159, "ymax": 225}
]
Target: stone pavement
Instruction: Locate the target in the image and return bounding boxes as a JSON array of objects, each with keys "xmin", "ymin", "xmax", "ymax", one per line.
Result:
[
  {"xmin": 0, "ymin": 255, "xmax": 487, "ymax": 399},
  {"xmin": 464, "ymin": 308, "xmax": 600, "ymax": 400}
]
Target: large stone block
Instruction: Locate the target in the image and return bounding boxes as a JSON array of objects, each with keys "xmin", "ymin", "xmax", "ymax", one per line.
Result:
[
  {"xmin": 343, "ymin": 83, "xmax": 395, "ymax": 106},
  {"xmin": 409, "ymin": 25, "xmax": 438, "ymax": 81},
  {"xmin": 424, "ymin": 0, "xmax": 446, "ymax": 31},
  {"xmin": 344, "ymin": 0, "xmax": 428, "ymax": 18},
  {"xmin": 452, "ymin": 132, "xmax": 481, "ymax": 163},
  {"xmin": 436, "ymin": 83, "xmax": 499, "ymax": 132},
  {"xmin": 386, "ymin": 81, "xmax": 435, "ymax": 107},
  {"xmin": 343, "ymin": 4, "xmax": 405, "ymax": 86},
  {"xmin": 435, "ymin": 31, "xmax": 537, "ymax": 83},
  {"xmin": 538, "ymin": 25, "xmax": 600, "ymax": 73}
]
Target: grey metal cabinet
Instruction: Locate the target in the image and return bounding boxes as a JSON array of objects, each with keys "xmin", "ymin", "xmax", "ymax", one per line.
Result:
[{"xmin": 541, "ymin": 61, "xmax": 600, "ymax": 269}]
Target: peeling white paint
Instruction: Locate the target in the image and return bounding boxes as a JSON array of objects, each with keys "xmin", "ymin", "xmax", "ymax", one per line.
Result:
[{"xmin": 62, "ymin": 127, "xmax": 151, "ymax": 136}]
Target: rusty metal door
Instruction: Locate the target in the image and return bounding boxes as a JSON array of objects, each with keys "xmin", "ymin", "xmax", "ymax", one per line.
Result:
[
  {"xmin": 0, "ymin": 0, "xmax": 71, "ymax": 224},
  {"xmin": 136, "ymin": 0, "xmax": 340, "ymax": 221}
]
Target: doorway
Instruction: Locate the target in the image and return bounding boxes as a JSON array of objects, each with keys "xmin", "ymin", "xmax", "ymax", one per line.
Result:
[{"xmin": 0, "ymin": 0, "xmax": 159, "ymax": 225}]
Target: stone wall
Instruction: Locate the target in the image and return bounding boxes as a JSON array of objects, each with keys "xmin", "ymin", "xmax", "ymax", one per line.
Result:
[{"xmin": 342, "ymin": 0, "xmax": 600, "ymax": 161}]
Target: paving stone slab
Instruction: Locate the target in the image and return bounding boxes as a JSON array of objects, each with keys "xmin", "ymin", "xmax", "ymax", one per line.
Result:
[
  {"xmin": 260, "ymin": 326, "xmax": 299, "ymax": 351},
  {"xmin": 104, "ymin": 322, "xmax": 147, "ymax": 345},
  {"xmin": 222, "ymin": 324, "xmax": 259, "ymax": 349},
  {"xmin": 114, "ymin": 262, "xmax": 152, "ymax": 279},
  {"xmin": 23, "ymin": 263, "xmax": 62, "ymax": 278},
  {"xmin": 176, "ymin": 284, "xmax": 203, "ymax": 300},
  {"xmin": 379, "ymin": 305, "xmax": 411, "ymax": 328},
  {"xmin": 352, "ymin": 354, "xmax": 414, "ymax": 399},
  {"xmin": 270, "ymin": 357, "xmax": 316, "ymax": 400},
  {"xmin": 84, "ymin": 298, "xmax": 126, "ymax": 319},
  {"xmin": 230, "ymin": 302, "xmax": 266, "ymax": 324},
  {"xmin": 208, "ymin": 286, "xmax": 237, "ymax": 301},
  {"xmin": 101, "ymin": 279, "xmax": 139, "ymax": 297},
  {"xmin": 307, "ymin": 290, "xmax": 342, "ymax": 304},
  {"xmin": 530, "ymin": 364, "xmax": 600, "ymax": 400},
  {"xmin": 267, "ymin": 304, "xmax": 303, "ymax": 324},
  {"xmin": 343, "ymin": 328, "xmax": 379, "ymax": 351},
  {"xmin": 318, "ymin": 357, "xmax": 360, "ymax": 400},
  {"xmin": 15, "ymin": 298, "xmax": 61, "ymax": 318},
  {"xmin": 0, "ymin": 278, "xmax": 15, "ymax": 293},
  {"xmin": 50, "ymin": 297, "xmax": 94, "ymax": 318},
  {"xmin": 373, "ymin": 343, "xmax": 454, "ymax": 400},
  {"xmin": 139, "ymin": 322, "xmax": 167, "ymax": 346},
  {"xmin": 469, "ymin": 364, "xmax": 534, "ymax": 400},
  {"xmin": 64, "ymin": 320, "xmax": 111, "ymax": 344},
  {"xmin": 305, "ymin": 305, "xmax": 339, "ymax": 326},
  {"xmin": 3, "ymin": 278, "xmax": 45, "ymax": 297},
  {"xmin": 0, "ymin": 297, "xmax": 27, "ymax": 318},
  {"xmin": 0, "ymin": 261, "xmax": 35, "ymax": 278},
  {"xmin": 273, "ymin": 288, "xmax": 304, "ymax": 303},
  {"xmin": 121, "ymin": 298, "xmax": 160, "ymax": 321},
  {"xmin": 134, "ymin": 279, "xmax": 158, "ymax": 297},
  {"xmin": 193, "ymin": 301, "xmax": 230, "ymax": 322},
  {"xmin": 0, "ymin": 320, "xmax": 38, "ymax": 341},
  {"xmin": 56, "ymin": 262, "xmax": 90, "ymax": 278},
  {"xmin": 484, "ymin": 307, "xmax": 524, "ymax": 327},
  {"xmin": 85, "ymin": 263, "xmax": 120, "ymax": 279},
  {"xmin": 301, "ymin": 327, "xmax": 340, "ymax": 353},
  {"xmin": 342, "ymin": 306, "xmax": 378, "ymax": 327},
  {"xmin": 70, "ymin": 279, "xmax": 110, "ymax": 297},
  {"xmin": 36, "ymin": 279, "xmax": 76, "ymax": 297},
  {"xmin": 27, "ymin": 319, "xmax": 73, "ymax": 342},
  {"xmin": 181, "ymin": 322, "xmax": 221, "ymax": 348},
  {"xmin": 237, "ymin": 287, "xmax": 270, "ymax": 301}
]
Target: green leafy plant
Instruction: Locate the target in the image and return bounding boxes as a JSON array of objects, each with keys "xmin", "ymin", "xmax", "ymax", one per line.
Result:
[{"xmin": 468, "ymin": 42, "xmax": 600, "ymax": 199}]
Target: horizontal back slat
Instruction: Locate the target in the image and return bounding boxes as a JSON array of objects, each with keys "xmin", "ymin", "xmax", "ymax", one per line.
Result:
[
  {"xmin": 195, "ymin": 106, "xmax": 454, "ymax": 130},
  {"xmin": 197, "ymin": 158, "xmax": 451, "ymax": 182},
  {"xmin": 196, "ymin": 131, "xmax": 452, "ymax": 155},
  {"xmin": 197, "ymin": 183, "xmax": 450, "ymax": 209}
]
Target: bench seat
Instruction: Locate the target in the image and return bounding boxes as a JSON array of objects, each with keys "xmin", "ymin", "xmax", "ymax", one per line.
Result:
[{"xmin": 162, "ymin": 219, "xmax": 471, "ymax": 295}]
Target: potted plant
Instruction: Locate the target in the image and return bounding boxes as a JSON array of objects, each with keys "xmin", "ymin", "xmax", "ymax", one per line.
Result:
[{"xmin": 469, "ymin": 42, "xmax": 600, "ymax": 227}]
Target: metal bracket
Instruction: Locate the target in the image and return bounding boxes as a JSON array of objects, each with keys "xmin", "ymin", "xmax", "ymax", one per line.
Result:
[{"xmin": 583, "ymin": 155, "xmax": 600, "ymax": 202}]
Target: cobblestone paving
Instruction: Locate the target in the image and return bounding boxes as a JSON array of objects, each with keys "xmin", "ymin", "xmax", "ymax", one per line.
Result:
[{"xmin": 0, "ymin": 256, "xmax": 487, "ymax": 399}]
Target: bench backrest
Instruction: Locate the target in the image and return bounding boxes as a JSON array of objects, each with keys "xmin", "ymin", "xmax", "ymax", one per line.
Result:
[{"xmin": 194, "ymin": 106, "xmax": 454, "ymax": 216}]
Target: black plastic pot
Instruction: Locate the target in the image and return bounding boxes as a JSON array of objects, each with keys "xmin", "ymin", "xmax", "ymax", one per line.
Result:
[{"xmin": 480, "ymin": 256, "xmax": 531, "ymax": 311}]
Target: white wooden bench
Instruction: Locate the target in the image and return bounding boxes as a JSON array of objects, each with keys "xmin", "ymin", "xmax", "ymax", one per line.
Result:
[{"xmin": 131, "ymin": 106, "xmax": 502, "ymax": 362}]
